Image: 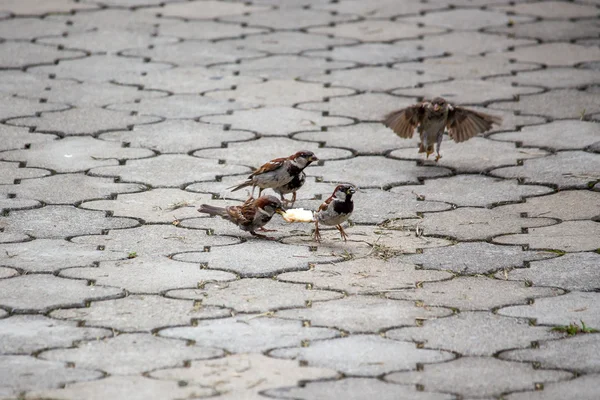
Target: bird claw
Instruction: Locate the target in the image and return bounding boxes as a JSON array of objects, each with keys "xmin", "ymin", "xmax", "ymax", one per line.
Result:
[{"xmin": 435, "ymin": 154, "xmax": 442, "ymax": 162}]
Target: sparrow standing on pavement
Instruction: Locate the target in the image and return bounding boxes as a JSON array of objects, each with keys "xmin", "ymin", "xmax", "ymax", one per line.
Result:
[
  {"xmin": 274, "ymin": 171, "xmax": 306, "ymax": 207},
  {"xmin": 198, "ymin": 195, "xmax": 286, "ymax": 239},
  {"xmin": 384, "ymin": 97, "xmax": 502, "ymax": 161},
  {"xmin": 314, "ymin": 184, "xmax": 356, "ymax": 243},
  {"xmin": 229, "ymin": 151, "xmax": 318, "ymax": 197}
]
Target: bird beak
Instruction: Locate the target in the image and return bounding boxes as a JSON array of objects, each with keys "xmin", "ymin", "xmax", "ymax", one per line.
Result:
[
  {"xmin": 276, "ymin": 207, "xmax": 287, "ymax": 215},
  {"xmin": 309, "ymin": 155, "xmax": 319, "ymax": 162},
  {"xmin": 433, "ymin": 104, "xmax": 440, "ymax": 112},
  {"xmin": 347, "ymin": 187, "xmax": 356, "ymax": 195}
]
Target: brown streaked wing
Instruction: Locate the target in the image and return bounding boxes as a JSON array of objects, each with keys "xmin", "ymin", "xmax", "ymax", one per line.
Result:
[
  {"xmin": 318, "ymin": 196, "xmax": 333, "ymax": 213},
  {"xmin": 250, "ymin": 157, "xmax": 287, "ymax": 177},
  {"xmin": 383, "ymin": 104, "xmax": 424, "ymax": 139},
  {"xmin": 446, "ymin": 107, "xmax": 502, "ymax": 143}
]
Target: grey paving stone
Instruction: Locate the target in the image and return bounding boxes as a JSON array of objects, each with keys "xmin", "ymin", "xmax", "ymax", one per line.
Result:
[
  {"xmin": 0, "ymin": 94, "xmax": 68, "ymax": 120},
  {"xmin": 167, "ymin": 278, "xmax": 342, "ymax": 313},
  {"xmin": 278, "ymin": 258, "xmax": 452, "ymax": 294},
  {"xmin": 277, "ymin": 296, "xmax": 452, "ymax": 333},
  {"xmin": 491, "ymin": 151, "xmax": 600, "ymax": 189},
  {"xmin": 414, "ymin": 31, "xmax": 536, "ymax": 56},
  {"xmin": 312, "ymin": 0, "xmax": 445, "ymax": 17},
  {"xmin": 487, "ymin": 20, "xmax": 600, "ymax": 42},
  {"xmin": 0, "ymin": 231, "xmax": 31, "ymax": 244},
  {"xmin": 0, "ymin": 274, "xmax": 123, "ymax": 313},
  {"xmin": 405, "ymin": 242, "xmax": 554, "ymax": 275},
  {"xmin": 353, "ymin": 187, "xmax": 451, "ymax": 224},
  {"xmin": 507, "ymin": 43, "xmax": 600, "ymax": 67},
  {"xmin": 0, "ymin": 0, "xmax": 96, "ymax": 14},
  {"xmin": 502, "ymin": 333, "xmax": 600, "ymax": 374},
  {"xmin": 499, "ymin": 291, "xmax": 600, "ymax": 328},
  {"xmin": 81, "ymin": 188, "xmax": 212, "ymax": 224},
  {"xmin": 157, "ymin": 19, "xmax": 267, "ymax": 41},
  {"xmin": 0, "ymin": 70, "xmax": 55, "ymax": 97},
  {"xmin": 160, "ymin": 315, "xmax": 339, "ymax": 353},
  {"xmin": 491, "ymin": 121, "xmax": 600, "ymax": 151},
  {"xmin": 29, "ymin": 54, "xmax": 171, "ymax": 83},
  {"xmin": 305, "ymin": 42, "xmax": 445, "ymax": 65},
  {"xmin": 394, "ymin": 79, "xmax": 540, "ymax": 105},
  {"xmin": 201, "ymin": 106, "xmax": 352, "ymax": 136},
  {"xmin": 0, "ymin": 174, "xmax": 144, "ymax": 204},
  {"xmin": 406, "ymin": 175, "xmax": 553, "ymax": 207},
  {"xmin": 45, "ymin": 9, "xmax": 159, "ymax": 32},
  {"xmin": 39, "ymin": 29, "xmax": 177, "ymax": 54},
  {"xmin": 386, "ymin": 357, "xmax": 572, "ymax": 398},
  {"xmin": 493, "ymin": 1, "xmax": 600, "ymax": 19},
  {"xmin": 25, "ymin": 375, "xmax": 214, "ymax": 400},
  {"xmin": 151, "ymin": 353, "xmax": 338, "ymax": 399},
  {"xmin": 100, "ymin": 120, "xmax": 255, "ymax": 154},
  {"xmin": 270, "ymin": 335, "xmax": 453, "ymax": 376},
  {"xmin": 71, "ymin": 225, "xmax": 239, "ymax": 257},
  {"xmin": 2, "ymin": 205, "xmax": 139, "ymax": 239},
  {"xmin": 491, "ymin": 68, "xmax": 600, "ymax": 90},
  {"xmin": 227, "ymin": 31, "xmax": 357, "ymax": 54},
  {"xmin": 0, "ymin": 41, "xmax": 84, "ymax": 69},
  {"xmin": 0, "ymin": 160, "xmax": 49, "ymax": 185},
  {"xmin": 218, "ymin": 55, "xmax": 355, "ymax": 80},
  {"xmin": 0, "ymin": 355, "xmax": 102, "ymax": 398},
  {"xmin": 0, "ymin": 123, "xmax": 57, "ymax": 152},
  {"xmin": 0, "ymin": 17, "xmax": 71, "ymax": 40},
  {"xmin": 315, "ymin": 156, "xmax": 451, "ymax": 187},
  {"xmin": 172, "ymin": 240, "xmax": 341, "ymax": 277},
  {"xmin": 0, "ymin": 315, "xmax": 111, "ymax": 354},
  {"xmin": 0, "ymin": 238, "xmax": 126, "ymax": 273},
  {"xmin": 299, "ymin": 93, "xmax": 418, "ymax": 122},
  {"xmin": 505, "ymin": 374, "xmax": 600, "ymax": 400},
  {"xmin": 89, "ymin": 154, "xmax": 250, "ymax": 188},
  {"xmin": 40, "ymin": 333, "xmax": 223, "ymax": 375},
  {"xmin": 0, "ymin": 309, "xmax": 7, "ymax": 319},
  {"xmin": 0, "ymin": 266, "xmax": 18, "ymax": 279},
  {"xmin": 405, "ymin": 10, "xmax": 528, "ymax": 31},
  {"xmin": 494, "ymin": 191, "xmax": 600, "ymax": 221},
  {"xmin": 492, "ymin": 89, "xmax": 600, "ymax": 119},
  {"xmin": 51, "ymin": 295, "xmax": 229, "ymax": 332},
  {"xmin": 222, "ymin": 8, "xmax": 358, "ymax": 30},
  {"xmin": 309, "ymin": 20, "xmax": 445, "ymax": 42},
  {"xmin": 11, "ymin": 106, "xmax": 161, "ymax": 136},
  {"xmin": 389, "ymin": 276, "xmax": 563, "ymax": 311},
  {"xmin": 303, "ymin": 66, "xmax": 446, "ymax": 93},
  {"xmin": 144, "ymin": 0, "xmax": 268, "ymax": 19},
  {"xmin": 60, "ymin": 257, "xmax": 236, "ymax": 294},
  {"xmin": 498, "ymin": 252, "xmax": 600, "ymax": 291},
  {"xmin": 0, "ymin": 196, "xmax": 40, "ymax": 213},
  {"xmin": 206, "ymin": 80, "xmax": 355, "ymax": 107},
  {"xmin": 408, "ymin": 207, "xmax": 556, "ymax": 241},
  {"xmin": 194, "ymin": 137, "xmax": 351, "ymax": 166},
  {"xmin": 0, "ymin": 136, "xmax": 154, "ymax": 173},
  {"xmin": 387, "ymin": 312, "xmax": 563, "ymax": 356},
  {"xmin": 266, "ymin": 377, "xmax": 454, "ymax": 400},
  {"xmin": 495, "ymin": 221, "xmax": 600, "ymax": 252},
  {"xmin": 122, "ymin": 41, "xmax": 265, "ymax": 67}
]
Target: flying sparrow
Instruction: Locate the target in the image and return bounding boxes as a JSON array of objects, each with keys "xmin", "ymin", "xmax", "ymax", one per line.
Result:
[
  {"xmin": 198, "ymin": 195, "xmax": 286, "ymax": 239},
  {"xmin": 314, "ymin": 184, "xmax": 356, "ymax": 243},
  {"xmin": 274, "ymin": 171, "xmax": 306, "ymax": 207},
  {"xmin": 229, "ymin": 151, "xmax": 318, "ymax": 197},
  {"xmin": 384, "ymin": 97, "xmax": 502, "ymax": 161}
]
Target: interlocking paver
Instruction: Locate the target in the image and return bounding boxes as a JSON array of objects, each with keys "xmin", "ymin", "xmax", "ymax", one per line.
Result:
[
  {"xmin": 412, "ymin": 31, "xmax": 537, "ymax": 56},
  {"xmin": 142, "ymin": 0, "xmax": 268, "ymax": 19},
  {"xmin": 492, "ymin": 90, "xmax": 600, "ymax": 119},
  {"xmin": 160, "ymin": 316, "xmax": 339, "ymax": 353},
  {"xmin": 386, "ymin": 357, "xmax": 572, "ymax": 398},
  {"xmin": 168, "ymin": 279, "xmax": 342, "ymax": 312},
  {"xmin": 50, "ymin": 295, "xmax": 229, "ymax": 332},
  {"xmin": 387, "ymin": 312, "xmax": 563, "ymax": 356},
  {"xmin": 0, "ymin": 41, "xmax": 85, "ymax": 69},
  {"xmin": 494, "ymin": 221, "xmax": 600, "ymax": 252},
  {"xmin": 305, "ymin": 42, "xmax": 445, "ymax": 64},
  {"xmin": 505, "ymin": 43, "xmax": 600, "ymax": 66},
  {"xmin": 312, "ymin": 0, "xmax": 445, "ymax": 17},
  {"xmin": 0, "ymin": 266, "xmax": 18, "ymax": 279},
  {"xmin": 0, "ymin": 274, "xmax": 123, "ymax": 313},
  {"xmin": 493, "ymin": 1, "xmax": 600, "ymax": 19},
  {"xmin": 499, "ymin": 291, "xmax": 600, "ymax": 328},
  {"xmin": 40, "ymin": 333, "xmax": 223, "ymax": 375},
  {"xmin": 404, "ymin": 9, "xmax": 533, "ymax": 31},
  {"xmin": 309, "ymin": 20, "xmax": 445, "ymax": 42},
  {"xmin": 505, "ymin": 374, "xmax": 600, "ymax": 400},
  {"xmin": 490, "ymin": 68, "xmax": 600, "ymax": 90},
  {"xmin": 157, "ymin": 20, "xmax": 267, "ymax": 41},
  {"xmin": 0, "ymin": 17, "xmax": 72, "ymax": 40},
  {"xmin": 271, "ymin": 335, "xmax": 453, "ymax": 376},
  {"xmin": 222, "ymin": 8, "xmax": 358, "ymax": 30},
  {"xmin": 0, "ymin": 355, "xmax": 102, "ymax": 398},
  {"xmin": 151, "ymin": 354, "xmax": 338, "ymax": 398},
  {"xmin": 405, "ymin": 242, "xmax": 554, "ymax": 274},
  {"xmin": 494, "ymin": 191, "xmax": 600, "ymax": 220},
  {"xmin": 0, "ymin": 94, "xmax": 67, "ymax": 120},
  {"xmin": 226, "ymin": 31, "xmax": 357, "ymax": 54},
  {"xmin": 406, "ymin": 175, "xmax": 553, "ymax": 207},
  {"xmin": 389, "ymin": 276, "xmax": 563, "ymax": 311},
  {"xmin": 0, "ymin": 161, "xmax": 50, "ymax": 184},
  {"xmin": 0, "ymin": 315, "xmax": 111, "ymax": 354},
  {"xmin": 0, "ymin": 0, "xmax": 96, "ymax": 14},
  {"xmin": 0, "ymin": 70, "xmax": 54, "ymax": 97},
  {"xmin": 45, "ymin": 9, "xmax": 158, "ymax": 32},
  {"xmin": 0, "ymin": 196, "xmax": 39, "ymax": 214},
  {"xmin": 487, "ymin": 20, "xmax": 600, "ymax": 42}
]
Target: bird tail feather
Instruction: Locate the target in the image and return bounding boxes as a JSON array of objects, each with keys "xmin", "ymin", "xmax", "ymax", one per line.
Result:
[
  {"xmin": 197, "ymin": 204, "xmax": 228, "ymax": 217},
  {"xmin": 228, "ymin": 181, "xmax": 252, "ymax": 192}
]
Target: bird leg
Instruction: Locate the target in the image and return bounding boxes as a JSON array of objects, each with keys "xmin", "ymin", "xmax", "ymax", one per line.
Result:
[
  {"xmin": 336, "ymin": 224, "xmax": 349, "ymax": 241},
  {"xmin": 313, "ymin": 220, "xmax": 321, "ymax": 243},
  {"xmin": 435, "ymin": 133, "xmax": 443, "ymax": 162},
  {"xmin": 258, "ymin": 188, "xmax": 263, "ymax": 197},
  {"xmin": 289, "ymin": 191, "xmax": 297, "ymax": 208}
]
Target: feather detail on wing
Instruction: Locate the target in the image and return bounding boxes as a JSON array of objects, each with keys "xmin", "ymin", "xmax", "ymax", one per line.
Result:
[
  {"xmin": 383, "ymin": 104, "xmax": 424, "ymax": 139},
  {"xmin": 318, "ymin": 196, "xmax": 333, "ymax": 213},
  {"xmin": 446, "ymin": 107, "xmax": 502, "ymax": 143},
  {"xmin": 250, "ymin": 157, "xmax": 286, "ymax": 176},
  {"xmin": 226, "ymin": 198, "xmax": 255, "ymax": 227}
]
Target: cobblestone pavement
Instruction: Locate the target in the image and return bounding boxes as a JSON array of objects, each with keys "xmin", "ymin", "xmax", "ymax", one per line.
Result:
[{"xmin": 1, "ymin": 0, "xmax": 599, "ymax": 399}]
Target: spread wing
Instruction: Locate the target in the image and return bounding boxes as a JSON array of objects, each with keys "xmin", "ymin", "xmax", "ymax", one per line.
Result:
[
  {"xmin": 383, "ymin": 104, "xmax": 425, "ymax": 139},
  {"xmin": 250, "ymin": 157, "xmax": 286, "ymax": 177},
  {"xmin": 446, "ymin": 107, "xmax": 502, "ymax": 143}
]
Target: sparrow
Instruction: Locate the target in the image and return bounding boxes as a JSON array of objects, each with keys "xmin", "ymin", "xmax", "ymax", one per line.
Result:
[
  {"xmin": 314, "ymin": 184, "xmax": 356, "ymax": 243},
  {"xmin": 274, "ymin": 171, "xmax": 306, "ymax": 207},
  {"xmin": 229, "ymin": 151, "xmax": 318, "ymax": 197},
  {"xmin": 197, "ymin": 195, "xmax": 286, "ymax": 239},
  {"xmin": 384, "ymin": 97, "xmax": 502, "ymax": 161}
]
